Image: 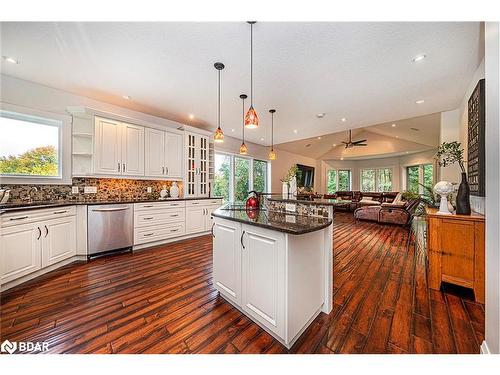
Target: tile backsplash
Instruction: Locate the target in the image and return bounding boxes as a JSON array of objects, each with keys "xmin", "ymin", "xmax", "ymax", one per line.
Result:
[{"xmin": 2, "ymin": 178, "xmax": 183, "ymax": 203}]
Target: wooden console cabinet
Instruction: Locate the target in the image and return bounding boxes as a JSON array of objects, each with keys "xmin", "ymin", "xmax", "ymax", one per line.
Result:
[{"xmin": 426, "ymin": 207, "xmax": 485, "ymax": 303}]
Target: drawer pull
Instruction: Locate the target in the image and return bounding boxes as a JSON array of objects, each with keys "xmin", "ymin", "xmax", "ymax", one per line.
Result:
[
  {"xmin": 143, "ymin": 233, "xmax": 154, "ymax": 237},
  {"xmin": 37, "ymin": 226, "xmax": 42, "ymax": 240},
  {"xmin": 170, "ymin": 214, "xmax": 179, "ymax": 217},
  {"xmin": 142, "ymin": 205, "xmax": 154, "ymax": 208},
  {"xmin": 170, "ymin": 228, "xmax": 179, "ymax": 232},
  {"xmin": 10, "ymin": 216, "xmax": 29, "ymax": 221},
  {"xmin": 53, "ymin": 210, "xmax": 68, "ymax": 214},
  {"xmin": 143, "ymin": 217, "xmax": 154, "ymax": 220}
]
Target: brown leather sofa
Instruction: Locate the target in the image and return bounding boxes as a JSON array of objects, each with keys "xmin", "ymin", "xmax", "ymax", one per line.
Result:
[
  {"xmin": 325, "ymin": 191, "xmax": 399, "ymax": 211},
  {"xmin": 353, "ymin": 198, "xmax": 421, "ymax": 226}
]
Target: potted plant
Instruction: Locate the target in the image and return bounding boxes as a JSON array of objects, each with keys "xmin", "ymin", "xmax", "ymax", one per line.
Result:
[{"xmin": 435, "ymin": 141, "xmax": 470, "ymax": 215}]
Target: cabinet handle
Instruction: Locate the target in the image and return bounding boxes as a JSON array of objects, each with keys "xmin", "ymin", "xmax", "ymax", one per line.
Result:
[
  {"xmin": 142, "ymin": 205, "xmax": 154, "ymax": 208},
  {"xmin": 166, "ymin": 166, "xmax": 169, "ymax": 175},
  {"xmin": 143, "ymin": 233, "xmax": 154, "ymax": 237},
  {"xmin": 170, "ymin": 228, "xmax": 179, "ymax": 232},
  {"xmin": 170, "ymin": 214, "xmax": 179, "ymax": 217},
  {"xmin": 123, "ymin": 163, "xmax": 126, "ymax": 172},
  {"xmin": 162, "ymin": 166, "xmax": 165, "ymax": 174},
  {"xmin": 53, "ymin": 210, "xmax": 67, "ymax": 214},
  {"xmin": 118, "ymin": 163, "xmax": 121, "ymax": 172},
  {"xmin": 143, "ymin": 217, "xmax": 154, "ymax": 220},
  {"xmin": 211, "ymin": 222, "xmax": 215, "ymax": 238},
  {"xmin": 44, "ymin": 225, "xmax": 49, "ymax": 238},
  {"xmin": 240, "ymin": 230, "xmax": 246, "ymax": 249},
  {"xmin": 9, "ymin": 216, "xmax": 29, "ymax": 221},
  {"xmin": 37, "ymin": 227, "xmax": 42, "ymax": 240}
]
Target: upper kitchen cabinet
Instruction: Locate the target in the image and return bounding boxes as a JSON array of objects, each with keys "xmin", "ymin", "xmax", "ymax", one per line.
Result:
[
  {"xmin": 185, "ymin": 132, "xmax": 209, "ymax": 197},
  {"xmin": 145, "ymin": 128, "xmax": 183, "ymax": 179},
  {"xmin": 95, "ymin": 117, "xmax": 144, "ymax": 176}
]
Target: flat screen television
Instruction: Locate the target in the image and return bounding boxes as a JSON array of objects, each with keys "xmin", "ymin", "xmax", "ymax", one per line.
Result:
[{"xmin": 296, "ymin": 164, "xmax": 315, "ymax": 188}]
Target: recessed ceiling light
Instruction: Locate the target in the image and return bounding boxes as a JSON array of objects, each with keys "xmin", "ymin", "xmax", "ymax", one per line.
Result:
[
  {"xmin": 333, "ymin": 144, "xmax": 337, "ymax": 147},
  {"xmin": 406, "ymin": 151, "xmax": 409, "ymax": 154},
  {"xmin": 391, "ymin": 123, "xmax": 396, "ymax": 127},
  {"xmin": 340, "ymin": 157, "xmax": 344, "ymax": 161},
  {"xmin": 416, "ymin": 99, "xmax": 425, "ymax": 104},
  {"xmin": 122, "ymin": 95, "xmax": 131, "ymax": 100},
  {"xmin": 317, "ymin": 136, "xmax": 322, "ymax": 140},
  {"xmin": 189, "ymin": 114, "xmax": 194, "ymax": 120},
  {"xmin": 2, "ymin": 56, "xmax": 19, "ymax": 64},
  {"xmin": 293, "ymin": 129, "xmax": 298, "ymax": 134},
  {"xmin": 260, "ymin": 137, "xmax": 264, "ymax": 141},
  {"xmin": 412, "ymin": 54, "xmax": 426, "ymax": 62},
  {"xmin": 231, "ymin": 129, "xmax": 235, "ymax": 132},
  {"xmin": 316, "ymin": 113, "xmax": 326, "ymax": 118},
  {"xmin": 341, "ymin": 118, "xmax": 347, "ymax": 122}
]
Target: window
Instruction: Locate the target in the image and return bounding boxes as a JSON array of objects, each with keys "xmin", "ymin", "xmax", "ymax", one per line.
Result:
[
  {"xmin": 361, "ymin": 168, "xmax": 393, "ymax": 192},
  {"xmin": 406, "ymin": 164, "xmax": 434, "ymax": 195},
  {"xmin": 326, "ymin": 169, "xmax": 337, "ymax": 194},
  {"xmin": 214, "ymin": 152, "xmax": 270, "ymax": 203},
  {"xmin": 338, "ymin": 170, "xmax": 351, "ymax": 191},
  {"xmin": 213, "ymin": 153, "xmax": 231, "ymax": 203},
  {"xmin": 0, "ymin": 111, "xmax": 62, "ymax": 178}
]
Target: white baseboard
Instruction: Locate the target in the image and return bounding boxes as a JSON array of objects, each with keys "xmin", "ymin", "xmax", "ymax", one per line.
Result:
[{"xmin": 480, "ymin": 340, "xmax": 491, "ymax": 354}]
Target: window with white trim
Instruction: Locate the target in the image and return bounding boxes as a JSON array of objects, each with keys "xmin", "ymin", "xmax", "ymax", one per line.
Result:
[{"xmin": 360, "ymin": 168, "xmax": 393, "ymax": 192}]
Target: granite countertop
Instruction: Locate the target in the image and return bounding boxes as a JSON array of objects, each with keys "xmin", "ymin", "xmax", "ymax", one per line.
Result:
[
  {"xmin": 267, "ymin": 197, "xmax": 352, "ymax": 206},
  {"xmin": 0, "ymin": 196, "xmax": 223, "ymax": 215},
  {"xmin": 212, "ymin": 206, "xmax": 332, "ymax": 235}
]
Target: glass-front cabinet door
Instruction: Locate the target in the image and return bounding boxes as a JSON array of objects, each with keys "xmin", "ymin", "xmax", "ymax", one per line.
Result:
[
  {"xmin": 185, "ymin": 132, "xmax": 209, "ymax": 197},
  {"xmin": 199, "ymin": 135, "xmax": 208, "ymax": 197},
  {"xmin": 186, "ymin": 133, "xmax": 197, "ymax": 197}
]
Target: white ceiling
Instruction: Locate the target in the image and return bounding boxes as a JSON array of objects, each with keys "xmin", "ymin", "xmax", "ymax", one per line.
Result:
[
  {"xmin": 0, "ymin": 22, "xmax": 482, "ymax": 145},
  {"xmin": 276, "ymin": 112, "xmax": 440, "ymax": 159}
]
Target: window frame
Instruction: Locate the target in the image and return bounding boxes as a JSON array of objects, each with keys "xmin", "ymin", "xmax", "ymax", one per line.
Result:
[
  {"xmin": 214, "ymin": 151, "xmax": 271, "ymax": 203},
  {"xmin": 405, "ymin": 163, "xmax": 434, "ymax": 194},
  {"xmin": 0, "ymin": 107, "xmax": 71, "ymax": 185},
  {"xmin": 360, "ymin": 167, "xmax": 393, "ymax": 192},
  {"xmin": 326, "ymin": 168, "xmax": 352, "ymax": 192}
]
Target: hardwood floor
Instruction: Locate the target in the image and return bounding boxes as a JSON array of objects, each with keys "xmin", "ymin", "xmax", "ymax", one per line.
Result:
[{"xmin": 0, "ymin": 213, "xmax": 484, "ymax": 354}]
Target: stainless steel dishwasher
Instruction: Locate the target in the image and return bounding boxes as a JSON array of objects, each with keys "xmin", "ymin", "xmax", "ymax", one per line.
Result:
[{"xmin": 87, "ymin": 204, "xmax": 133, "ymax": 257}]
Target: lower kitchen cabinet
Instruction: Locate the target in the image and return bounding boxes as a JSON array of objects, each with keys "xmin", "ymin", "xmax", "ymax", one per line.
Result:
[
  {"xmin": 213, "ymin": 218, "xmax": 286, "ymax": 337},
  {"xmin": 1, "ymin": 223, "xmax": 42, "ymax": 284},
  {"xmin": 42, "ymin": 216, "xmax": 77, "ymax": 267},
  {"xmin": 0, "ymin": 207, "xmax": 78, "ymax": 286},
  {"xmin": 186, "ymin": 199, "xmax": 223, "ymax": 235},
  {"xmin": 213, "ymin": 219, "xmax": 242, "ymax": 305}
]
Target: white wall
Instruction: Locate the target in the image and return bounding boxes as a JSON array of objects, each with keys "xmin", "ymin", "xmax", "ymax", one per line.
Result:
[
  {"xmin": 440, "ymin": 109, "xmax": 462, "ymax": 183},
  {"xmin": 484, "ymin": 21, "xmax": 500, "ymax": 355}
]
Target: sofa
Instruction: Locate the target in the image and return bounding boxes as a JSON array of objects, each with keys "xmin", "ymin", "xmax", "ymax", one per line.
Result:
[
  {"xmin": 353, "ymin": 194, "xmax": 421, "ymax": 225},
  {"xmin": 325, "ymin": 191, "xmax": 399, "ymax": 211}
]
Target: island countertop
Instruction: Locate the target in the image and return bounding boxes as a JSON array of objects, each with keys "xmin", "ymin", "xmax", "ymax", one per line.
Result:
[
  {"xmin": 211, "ymin": 206, "xmax": 332, "ymax": 235},
  {"xmin": 267, "ymin": 197, "xmax": 351, "ymax": 206}
]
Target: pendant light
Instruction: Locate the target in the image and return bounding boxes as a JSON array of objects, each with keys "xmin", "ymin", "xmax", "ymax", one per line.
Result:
[
  {"xmin": 239, "ymin": 94, "xmax": 248, "ymax": 155},
  {"xmin": 269, "ymin": 109, "xmax": 277, "ymax": 160},
  {"xmin": 244, "ymin": 21, "xmax": 259, "ymax": 129},
  {"xmin": 213, "ymin": 62, "xmax": 225, "ymax": 143}
]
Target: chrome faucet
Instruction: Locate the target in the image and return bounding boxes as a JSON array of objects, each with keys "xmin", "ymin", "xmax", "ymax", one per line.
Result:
[{"xmin": 22, "ymin": 187, "xmax": 38, "ymax": 203}]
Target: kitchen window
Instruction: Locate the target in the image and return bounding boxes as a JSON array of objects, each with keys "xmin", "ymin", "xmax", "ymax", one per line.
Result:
[
  {"xmin": 361, "ymin": 168, "xmax": 393, "ymax": 192},
  {"xmin": 326, "ymin": 169, "xmax": 351, "ymax": 193},
  {"xmin": 214, "ymin": 152, "xmax": 270, "ymax": 203},
  {"xmin": 0, "ymin": 111, "xmax": 62, "ymax": 178}
]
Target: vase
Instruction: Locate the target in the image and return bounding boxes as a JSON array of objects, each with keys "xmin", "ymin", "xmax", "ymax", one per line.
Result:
[
  {"xmin": 456, "ymin": 172, "xmax": 471, "ymax": 215},
  {"xmin": 170, "ymin": 181, "xmax": 180, "ymax": 199},
  {"xmin": 282, "ymin": 182, "xmax": 289, "ymax": 199}
]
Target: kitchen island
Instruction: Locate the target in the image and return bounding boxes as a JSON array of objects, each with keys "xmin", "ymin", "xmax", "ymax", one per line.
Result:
[{"xmin": 211, "ymin": 201, "xmax": 333, "ymax": 349}]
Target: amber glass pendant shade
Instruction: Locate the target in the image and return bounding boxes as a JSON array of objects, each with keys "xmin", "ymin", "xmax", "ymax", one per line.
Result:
[
  {"xmin": 214, "ymin": 126, "xmax": 224, "ymax": 143},
  {"xmin": 245, "ymin": 105, "xmax": 259, "ymax": 129},
  {"xmin": 239, "ymin": 142, "xmax": 248, "ymax": 155},
  {"xmin": 268, "ymin": 148, "xmax": 277, "ymax": 160}
]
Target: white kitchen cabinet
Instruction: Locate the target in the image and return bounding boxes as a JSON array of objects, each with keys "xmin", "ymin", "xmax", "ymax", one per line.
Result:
[
  {"xmin": 241, "ymin": 225, "xmax": 285, "ymax": 337},
  {"xmin": 213, "ymin": 219, "xmax": 242, "ymax": 305},
  {"xmin": 1, "ymin": 207, "xmax": 78, "ymax": 286},
  {"xmin": 95, "ymin": 117, "xmax": 122, "ymax": 175},
  {"xmin": 95, "ymin": 117, "xmax": 145, "ymax": 177},
  {"xmin": 145, "ymin": 128, "xmax": 183, "ymax": 179},
  {"xmin": 0, "ymin": 223, "xmax": 42, "ymax": 284},
  {"xmin": 121, "ymin": 123, "xmax": 145, "ymax": 176},
  {"xmin": 41, "ymin": 216, "xmax": 77, "ymax": 267},
  {"xmin": 185, "ymin": 205, "xmax": 206, "ymax": 234},
  {"xmin": 165, "ymin": 132, "xmax": 183, "ymax": 178},
  {"xmin": 185, "ymin": 132, "xmax": 209, "ymax": 197},
  {"xmin": 145, "ymin": 128, "xmax": 165, "ymax": 177}
]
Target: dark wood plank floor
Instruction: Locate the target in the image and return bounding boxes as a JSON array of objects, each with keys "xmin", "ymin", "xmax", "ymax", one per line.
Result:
[{"xmin": 0, "ymin": 213, "xmax": 484, "ymax": 354}]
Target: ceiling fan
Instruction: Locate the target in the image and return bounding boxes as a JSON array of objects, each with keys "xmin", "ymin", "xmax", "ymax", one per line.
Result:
[{"xmin": 341, "ymin": 130, "xmax": 367, "ymax": 148}]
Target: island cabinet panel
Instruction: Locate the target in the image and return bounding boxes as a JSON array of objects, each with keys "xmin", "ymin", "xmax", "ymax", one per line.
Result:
[
  {"xmin": 241, "ymin": 225, "xmax": 285, "ymax": 338},
  {"xmin": 426, "ymin": 208, "xmax": 485, "ymax": 303},
  {"xmin": 213, "ymin": 220, "xmax": 242, "ymax": 305}
]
